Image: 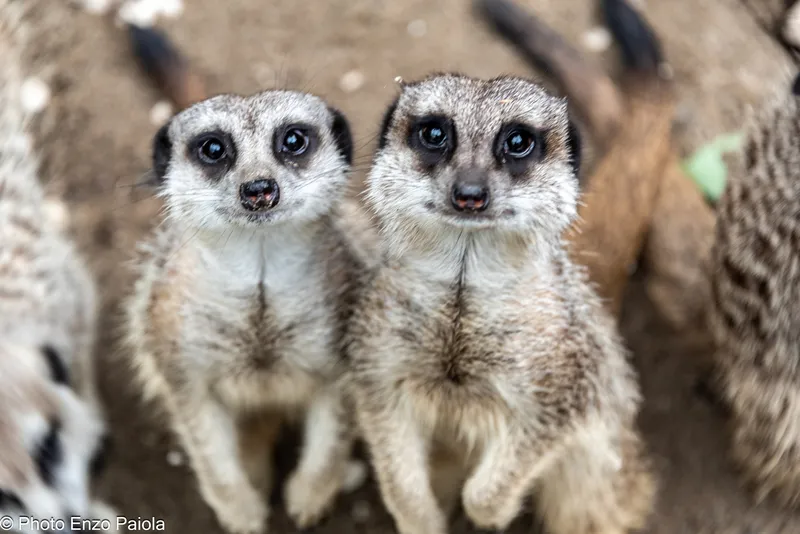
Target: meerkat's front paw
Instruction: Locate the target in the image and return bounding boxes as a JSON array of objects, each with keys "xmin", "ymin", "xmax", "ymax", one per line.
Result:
[
  {"xmin": 206, "ymin": 486, "xmax": 268, "ymax": 534},
  {"xmin": 461, "ymin": 478, "xmax": 523, "ymax": 531}
]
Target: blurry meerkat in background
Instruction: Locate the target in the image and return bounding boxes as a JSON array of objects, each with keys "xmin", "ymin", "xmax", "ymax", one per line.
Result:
[
  {"xmin": 708, "ymin": 72, "xmax": 800, "ymax": 508},
  {"xmin": 0, "ymin": 0, "xmax": 114, "ymax": 530},
  {"xmin": 476, "ymin": 0, "xmax": 716, "ymax": 328}
]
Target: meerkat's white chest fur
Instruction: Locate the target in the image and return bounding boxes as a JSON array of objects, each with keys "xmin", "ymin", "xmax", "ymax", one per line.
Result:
[{"xmin": 170, "ymin": 227, "xmax": 337, "ymax": 410}]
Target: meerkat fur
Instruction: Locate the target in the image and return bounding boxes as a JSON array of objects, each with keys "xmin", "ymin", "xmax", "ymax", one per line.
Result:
[
  {"xmin": 347, "ymin": 73, "xmax": 655, "ymax": 534},
  {"xmin": 123, "ymin": 90, "xmax": 369, "ymax": 534},
  {"xmin": 709, "ymin": 71, "xmax": 800, "ymax": 507},
  {"xmin": 0, "ymin": 2, "xmax": 114, "ymax": 528}
]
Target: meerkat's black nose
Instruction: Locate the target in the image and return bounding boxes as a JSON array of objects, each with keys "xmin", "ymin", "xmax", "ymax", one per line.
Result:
[
  {"xmin": 451, "ymin": 182, "xmax": 490, "ymax": 212},
  {"xmin": 239, "ymin": 178, "xmax": 280, "ymax": 211}
]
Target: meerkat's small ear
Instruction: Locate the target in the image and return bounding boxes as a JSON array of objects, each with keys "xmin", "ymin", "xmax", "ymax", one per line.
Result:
[
  {"xmin": 566, "ymin": 118, "xmax": 582, "ymax": 180},
  {"xmin": 152, "ymin": 120, "xmax": 173, "ymax": 185},
  {"xmin": 378, "ymin": 97, "xmax": 400, "ymax": 150},
  {"xmin": 792, "ymin": 71, "xmax": 800, "ymax": 96},
  {"xmin": 41, "ymin": 345, "xmax": 69, "ymax": 386},
  {"xmin": 328, "ymin": 107, "xmax": 353, "ymax": 166}
]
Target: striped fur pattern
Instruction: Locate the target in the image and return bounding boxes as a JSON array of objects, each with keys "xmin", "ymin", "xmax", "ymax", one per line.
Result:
[{"xmin": 709, "ymin": 75, "xmax": 800, "ymax": 507}]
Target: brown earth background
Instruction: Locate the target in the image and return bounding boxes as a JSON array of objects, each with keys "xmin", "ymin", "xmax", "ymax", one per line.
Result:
[{"xmin": 17, "ymin": 0, "xmax": 800, "ymax": 532}]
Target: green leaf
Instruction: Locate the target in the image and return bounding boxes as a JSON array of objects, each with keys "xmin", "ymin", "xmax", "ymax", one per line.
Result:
[{"xmin": 682, "ymin": 131, "xmax": 744, "ymax": 202}]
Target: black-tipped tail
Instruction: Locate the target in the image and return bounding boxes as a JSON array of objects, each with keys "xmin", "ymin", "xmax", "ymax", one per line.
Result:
[
  {"xmin": 601, "ymin": 0, "xmax": 663, "ymax": 73},
  {"xmin": 792, "ymin": 71, "xmax": 800, "ymax": 96},
  {"xmin": 474, "ymin": 0, "xmax": 558, "ymax": 77},
  {"xmin": 127, "ymin": 23, "xmax": 206, "ymax": 109},
  {"xmin": 128, "ymin": 24, "xmax": 184, "ymax": 87}
]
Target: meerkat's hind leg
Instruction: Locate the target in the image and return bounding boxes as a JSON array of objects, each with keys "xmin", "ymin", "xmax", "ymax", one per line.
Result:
[
  {"xmin": 239, "ymin": 414, "xmax": 283, "ymax": 497},
  {"xmin": 283, "ymin": 387, "xmax": 363, "ymax": 529},
  {"xmin": 534, "ymin": 424, "xmax": 655, "ymax": 534}
]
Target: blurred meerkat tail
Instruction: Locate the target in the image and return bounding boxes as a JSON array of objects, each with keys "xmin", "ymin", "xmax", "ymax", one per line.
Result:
[
  {"xmin": 127, "ymin": 24, "xmax": 207, "ymax": 111},
  {"xmin": 474, "ymin": 0, "xmax": 622, "ymax": 141},
  {"xmin": 566, "ymin": 0, "xmax": 676, "ymax": 316},
  {"xmin": 601, "ymin": 0, "xmax": 663, "ymax": 77}
]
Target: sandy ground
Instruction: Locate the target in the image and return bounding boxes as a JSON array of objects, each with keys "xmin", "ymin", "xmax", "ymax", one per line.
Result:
[{"xmin": 16, "ymin": 0, "xmax": 800, "ymax": 532}]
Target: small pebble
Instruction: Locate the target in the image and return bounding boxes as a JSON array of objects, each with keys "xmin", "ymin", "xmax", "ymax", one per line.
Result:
[
  {"xmin": 117, "ymin": 0, "xmax": 183, "ymax": 27},
  {"xmin": 149, "ymin": 100, "xmax": 174, "ymax": 126},
  {"xmin": 407, "ymin": 19, "xmax": 427, "ymax": 38},
  {"xmin": 78, "ymin": 0, "xmax": 114, "ymax": 15},
  {"xmin": 581, "ymin": 27, "xmax": 611, "ymax": 53},
  {"xmin": 351, "ymin": 500, "xmax": 371, "ymax": 523},
  {"xmin": 43, "ymin": 198, "xmax": 70, "ymax": 232},
  {"xmin": 394, "ymin": 76, "xmax": 403, "ymax": 84},
  {"xmin": 339, "ymin": 70, "xmax": 366, "ymax": 93},
  {"xmin": 166, "ymin": 450, "xmax": 184, "ymax": 467},
  {"xmin": 20, "ymin": 77, "xmax": 51, "ymax": 114}
]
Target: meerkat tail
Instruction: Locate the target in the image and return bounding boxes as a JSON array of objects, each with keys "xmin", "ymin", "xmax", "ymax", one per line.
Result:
[
  {"xmin": 473, "ymin": 0, "xmax": 622, "ymax": 142},
  {"xmin": 127, "ymin": 24, "xmax": 207, "ymax": 111},
  {"xmin": 601, "ymin": 0, "xmax": 663, "ymax": 76},
  {"xmin": 604, "ymin": 0, "xmax": 717, "ymax": 329}
]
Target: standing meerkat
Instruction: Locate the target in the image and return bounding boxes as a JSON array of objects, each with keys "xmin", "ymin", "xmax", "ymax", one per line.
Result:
[
  {"xmin": 708, "ymin": 72, "xmax": 800, "ymax": 507},
  {"xmin": 123, "ymin": 89, "xmax": 367, "ymax": 534},
  {"xmin": 347, "ymin": 73, "xmax": 655, "ymax": 534}
]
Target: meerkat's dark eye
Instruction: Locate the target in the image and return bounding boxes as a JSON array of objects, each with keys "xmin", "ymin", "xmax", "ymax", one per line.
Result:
[
  {"xmin": 281, "ymin": 128, "xmax": 310, "ymax": 156},
  {"xmin": 503, "ymin": 129, "xmax": 536, "ymax": 159},
  {"xmin": 419, "ymin": 123, "xmax": 447, "ymax": 150},
  {"xmin": 198, "ymin": 137, "xmax": 226, "ymax": 163}
]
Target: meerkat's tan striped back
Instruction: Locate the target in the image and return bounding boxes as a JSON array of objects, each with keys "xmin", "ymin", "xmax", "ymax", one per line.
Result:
[{"xmin": 709, "ymin": 74, "xmax": 800, "ymax": 507}]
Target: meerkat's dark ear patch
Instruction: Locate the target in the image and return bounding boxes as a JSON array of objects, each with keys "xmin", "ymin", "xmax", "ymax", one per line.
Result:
[
  {"xmin": 378, "ymin": 97, "xmax": 400, "ymax": 150},
  {"xmin": 328, "ymin": 107, "xmax": 353, "ymax": 166},
  {"xmin": 792, "ymin": 72, "xmax": 800, "ymax": 96},
  {"xmin": 566, "ymin": 118, "xmax": 582, "ymax": 180},
  {"xmin": 41, "ymin": 345, "xmax": 69, "ymax": 386},
  {"xmin": 152, "ymin": 120, "xmax": 173, "ymax": 185}
]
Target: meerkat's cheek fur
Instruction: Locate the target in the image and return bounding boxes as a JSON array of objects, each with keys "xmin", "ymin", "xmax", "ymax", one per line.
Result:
[
  {"xmin": 124, "ymin": 90, "xmax": 365, "ymax": 534},
  {"xmin": 348, "ymin": 74, "xmax": 655, "ymax": 534},
  {"xmin": 709, "ymin": 75, "xmax": 800, "ymax": 507}
]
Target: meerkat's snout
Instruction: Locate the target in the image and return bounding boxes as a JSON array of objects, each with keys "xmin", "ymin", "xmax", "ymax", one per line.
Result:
[
  {"xmin": 239, "ymin": 178, "xmax": 280, "ymax": 211},
  {"xmin": 451, "ymin": 170, "xmax": 491, "ymax": 212}
]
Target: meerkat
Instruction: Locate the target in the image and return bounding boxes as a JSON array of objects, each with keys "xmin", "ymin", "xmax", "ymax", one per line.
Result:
[
  {"xmin": 346, "ymin": 73, "xmax": 655, "ymax": 534},
  {"xmin": 0, "ymin": 1, "xmax": 113, "ymax": 527},
  {"xmin": 0, "ymin": 342, "xmax": 114, "ymax": 533},
  {"xmin": 477, "ymin": 0, "xmax": 715, "ymax": 327},
  {"xmin": 0, "ymin": 0, "xmax": 101, "ymax": 417},
  {"xmin": 123, "ymin": 88, "xmax": 369, "ymax": 534},
  {"xmin": 708, "ymin": 72, "xmax": 800, "ymax": 507}
]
